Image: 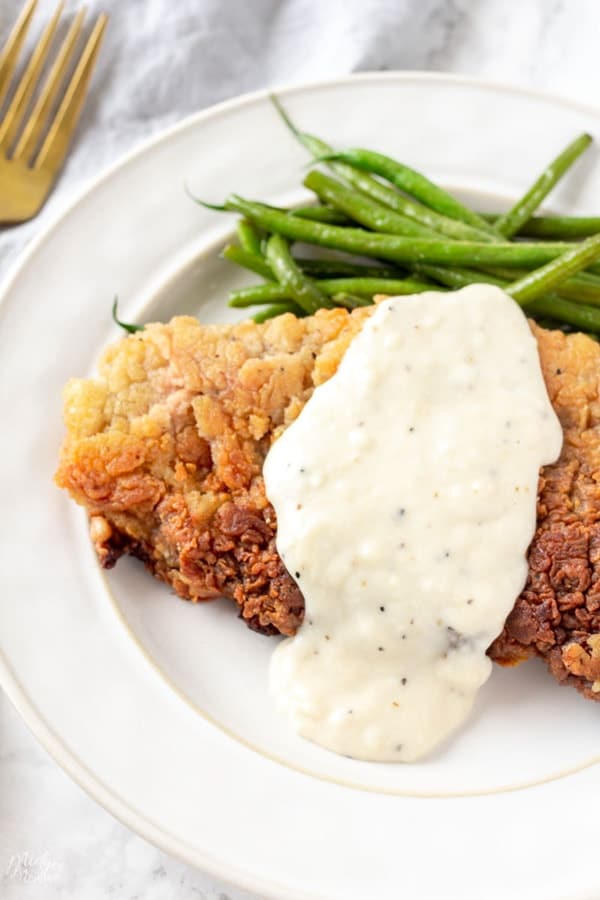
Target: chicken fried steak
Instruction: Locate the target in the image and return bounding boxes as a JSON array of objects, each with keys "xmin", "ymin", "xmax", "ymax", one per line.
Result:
[{"xmin": 56, "ymin": 309, "xmax": 600, "ymax": 700}]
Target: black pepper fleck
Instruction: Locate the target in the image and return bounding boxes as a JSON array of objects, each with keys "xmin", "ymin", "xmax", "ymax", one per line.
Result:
[
  {"xmin": 401, "ymin": 677, "xmax": 407, "ymax": 686},
  {"xmin": 379, "ymin": 605, "xmax": 385, "ymax": 612},
  {"xmin": 408, "ymin": 426, "xmax": 415, "ymax": 433},
  {"xmin": 556, "ymin": 367, "xmax": 562, "ymax": 375},
  {"xmin": 446, "ymin": 626, "xmax": 466, "ymax": 650},
  {"xmin": 378, "ymin": 646, "xmax": 385, "ymax": 652},
  {"xmin": 295, "ymin": 571, "xmax": 301, "ymax": 579}
]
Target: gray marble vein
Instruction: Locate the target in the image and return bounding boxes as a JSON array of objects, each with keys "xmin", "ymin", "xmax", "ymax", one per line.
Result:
[{"xmin": 0, "ymin": 0, "xmax": 597, "ymax": 897}]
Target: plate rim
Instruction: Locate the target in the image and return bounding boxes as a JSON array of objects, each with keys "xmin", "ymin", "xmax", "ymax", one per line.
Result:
[{"xmin": 2, "ymin": 70, "xmax": 600, "ymax": 900}]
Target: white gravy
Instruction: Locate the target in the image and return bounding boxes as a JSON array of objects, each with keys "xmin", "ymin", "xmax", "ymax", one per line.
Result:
[{"xmin": 263, "ymin": 285, "xmax": 562, "ymax": 762}]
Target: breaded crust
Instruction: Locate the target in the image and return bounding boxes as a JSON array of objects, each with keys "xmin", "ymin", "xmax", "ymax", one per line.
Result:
[
  {"xmin": 489, "ymin": 325, "xmax": 600, "ymax": 699},
  {"xmin": 56, "ymin": 310, "xmax": 600, "ymax": 699}
]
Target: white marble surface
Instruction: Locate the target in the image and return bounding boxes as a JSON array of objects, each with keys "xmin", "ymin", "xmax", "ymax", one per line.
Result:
[{"xmin": 1, "ymin": 0, "xmax": 600, "ymax": 897}]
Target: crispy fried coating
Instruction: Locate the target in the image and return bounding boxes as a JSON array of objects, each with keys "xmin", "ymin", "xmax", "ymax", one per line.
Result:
[
  {"xmin": 56, "ymin": 310, "xmax": 367, "ymax": 635},
  {"xmin": 56, "ymin": 310, "xmax": 600, "ymax": 699},
  {"xmin": 489, "ymin": 325, "xmax": 600, "ymax": 700}
]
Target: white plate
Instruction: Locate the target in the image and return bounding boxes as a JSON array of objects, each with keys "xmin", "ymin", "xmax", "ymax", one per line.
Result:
[{"xmin": 1, "ymin": 73, "xmax": 600, "ymax": 900}]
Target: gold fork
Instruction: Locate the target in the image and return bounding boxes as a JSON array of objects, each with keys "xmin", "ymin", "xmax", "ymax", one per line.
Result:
[{"xmin": 0, "ymin": 0, "xmax": 108, "ymax": 223}]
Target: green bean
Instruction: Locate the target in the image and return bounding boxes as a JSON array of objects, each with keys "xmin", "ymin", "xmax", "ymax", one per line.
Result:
[
  {"xmin": 260, "ymin": 200, "xmax": 351, "ymax": 224},
  {"xmin": 521, "ymin": 295, "xmax": 600, "ymax": 333},
  {"xmin": 304, "ymin": 169, "xmax": 439, "ymax": 238},
  {"xmin": 482, "ymin": 256, "xmax": 600, "ymax": 279},
  {"xmin": 350, "ymin": 182, "xmax": 497, "ymax": 242},
  {"xmin": 227, "ymin": 196, "xmax": 574, "ymax": 268},
  {"xmin": 414, "ymin": 265, "xmax": 504, "ymax": 291},
  {"xmin": 565, "ymin": 270, "xmax": 600, "ymax": 288},
  {"xmin": 352, "ymin": 185, "xmax": 497, "ymax": 243},
  {"xmin": 222, "ymin": 243, "xmax": 408, "ymax": 280},
  {"xmin": 265, "ymin": 234, "xmax": 333, "ymax": 314},
  {"xmin": 486, "ymin": 266, "xmax": 600, "ymax": 306},
  {"xmin": 572, "ymin": 270, "xmax": 600, "ymax": 286},
  {"xmin": 417, "ymin": 234, "xmax": 600, "ymax": 308},
  {"xmin": 316, "ymin": 148, "xmax": 498, "ymax": 236},
  {"xmin": 221, "ymin": 244, "xmax": 274, "ymax": 279},
  {"xmin": 415, "ymin": 264, "xmax": 600, "ymax": 333},
  {"xmin": 229, "ymin": 276, "xmax": 432, "ymax": 308},
  {"xmin": 507, "ymin": 233, "xmax": 600, "ymax": 305},
  {"xmin": 533, "ymin": 316, "xmax": 566, "ymax": 331},
  {"xmin": 236, "ymin": 219, "xmax": 263, "ymax": 256},
  {"xmin": 321, "ymin": 277, "xmax": 431, "ymax": 295},
  {"xmin": 270, "ymin": 94, "xmax": 494, "ymax": 242},
  {"xmin": 494, "ymin": 133, "xmax": 592, "ymax": 237},
  {"xmin": 252, "ymin": 302, "xmax": 303, "ymax": 323},
  {"xmin": 497, "ymin": 214, "xmax": 600, "ymax": 240},
  {"xmin": 230, "ymin": 284, "xmax": 304, "ymax": 307},
  {"xmin": 326, "ymin": 156, "xmax": 495, "ymax": 242},
  {"xmin": 330, "ymin": 293, "xmax": 373, "ymax": 309},
  {"xmin": 299, "ymin": 259, "xmax": 407, "ymax": 278},
  {"xmin": 271, "ymin": 94, "xmax": 391, "ymax": 204},
  {"xmin": 291, "ymin": 205, "xmax": 351, "ymax": 224}
]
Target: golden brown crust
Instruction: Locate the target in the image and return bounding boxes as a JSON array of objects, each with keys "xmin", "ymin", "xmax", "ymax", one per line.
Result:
[
  {"xmin": 56, "ymin": 311, "xmax": 600, "ymax": 699},
  {"xmin": 489, "ymin": 325, "xmax": 600, "ymax": 699},
  {"xmin": 56, "ymin": 310, "xmax": 367, "ymax": 635}
]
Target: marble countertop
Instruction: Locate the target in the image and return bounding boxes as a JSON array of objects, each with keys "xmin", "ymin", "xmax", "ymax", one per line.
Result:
[{"xmin": 1, "ymin": 0, "xmax": 599, "ymax": 897}]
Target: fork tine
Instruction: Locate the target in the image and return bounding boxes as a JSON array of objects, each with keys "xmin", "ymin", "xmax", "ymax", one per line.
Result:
[
  {"xmin": 14, "ymin": 8, "xmax": 87, "ymax": 164},
  {"xmin": 34, "ymin": 13, "xmax": 107, "ymax": 174},
  {"xmin": 0, "ymin": 0, "xmax": 38, "ymax": 109},
  {"xmin": 0, "ymin": 1, "xmax": 64, "ymax": 152}
]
